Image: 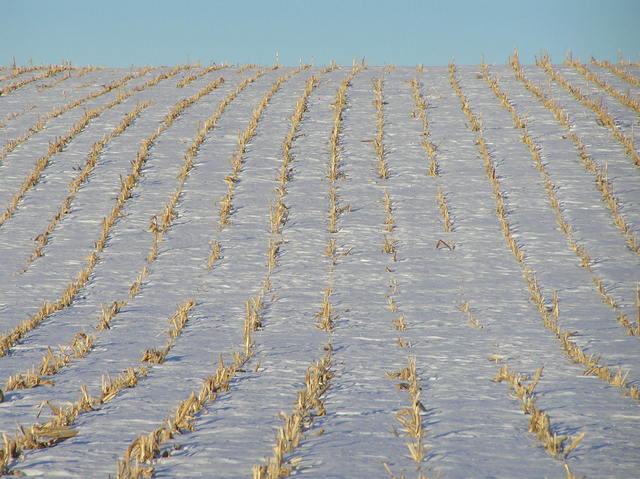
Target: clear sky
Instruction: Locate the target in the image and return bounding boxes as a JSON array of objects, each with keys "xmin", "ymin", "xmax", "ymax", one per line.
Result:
[{"xmin": 1, "ymin": 0, "xmax": 638, "ymax": 67}]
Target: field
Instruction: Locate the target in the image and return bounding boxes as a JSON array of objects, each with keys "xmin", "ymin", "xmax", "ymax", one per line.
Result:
[{"xmin": 0, "ymin": 55, "xmax": 638, "ymax": 478}]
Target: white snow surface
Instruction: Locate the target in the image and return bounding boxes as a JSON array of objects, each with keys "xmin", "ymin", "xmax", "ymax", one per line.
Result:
[{"xmin": 0, "ymin": 63, "xmax": 638, "ymax": 478}]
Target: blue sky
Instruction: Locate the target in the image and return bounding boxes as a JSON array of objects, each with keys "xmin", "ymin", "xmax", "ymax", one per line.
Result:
[{"xmin": 2, "ymin": 0, "xmax": 638, "ymax": 66}]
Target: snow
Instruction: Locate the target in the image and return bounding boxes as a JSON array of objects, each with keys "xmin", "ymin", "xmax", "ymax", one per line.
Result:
[{"xmin": 0, "ymin": 62, "xmax": 638, "ymax": 478}]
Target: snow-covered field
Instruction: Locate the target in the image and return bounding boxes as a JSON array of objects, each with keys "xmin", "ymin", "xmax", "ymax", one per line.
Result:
[{"xmin": 0, "ymin": 59, "xmax": 638, "ymax": 478}]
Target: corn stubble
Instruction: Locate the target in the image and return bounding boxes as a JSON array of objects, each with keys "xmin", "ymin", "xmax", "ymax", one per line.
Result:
[
  {"xmin": 373, "ymin": 77, "xmax": 390, "ymax": 179},
  {"xmin": 0, "ymin": 64, "xmax": 46, "ymax": 81},
  {"xmin": 323, "ymin": 63, "xmax": 362, "ymax": 278},
  {"xmin": 449, "ymin": 61, "xmax": 639, "ymax": 401},
  {"xmin": 0, "ymin": 367, "xmax": 148, "ymax": 474},
  {"xmin": 371, "ymin": 129, "xmax": 435, "ymax": 477},
  {"xmin": 251, "ymin": 65, "xmax": 343, "ymax": 478},
  {"xmin": 36, "ymin": 70, "xmax": 73, "ymax": 91},
  {"xmin": 116, "ymin": 354, "xmax": 244, "ymax": 478},
  {"xmin": 0, "ymin": 64, "xmax": 73, "ymax": 96},
  {"xmin": 536, "ymin": 53, "xmax": 640, "ymax": 167},
  {"xmin": 141, "ymin": 300, "xmax": 196, "ymax": 364},
  {"xmin": 327, "ymin": 65, "xmax": 363, "ymax": 182},
  {"xmin": 0, "ymin": 302, "xmax": 195, "ymax": 471},
  {"xmin": 590, "ymin": 58, "xmax": 640, "ymax": 88},
  {"xmin": 510, "ymin": 51, "xmax": 639, "ymax": 256},
  {"xmin": 493, "ymin": 365, "xmax": 585, "ymax": 474},
  {"xmin": 457, "ymin": 300, "xmax": 483, "ymax": 329},
  {"xmin": 24, "ymin": 101, "xmax": 152, "ymax": 269},
  {"xmin": 5, "ymin": 332, "xmax": 94, "ymax": 390},
  {"xmin": 0, "ymin": 69, "xmax": 223, "ymax": 358},
  {"xmin": 252, "ymin": 348, "xmax": 333, "ymax": 478},
  {"xmin": 567, "ymin": 56, "xmax": 640, "ymax": 113},
  {"xmin": 0, "ymin": 104, "xmax": 36, "ymax": 128},
  {"xmin": 206, "ymin": 240, "xmax": 222, "ymax": 270},
  {"xmin": 410, "ymin": 76, "xmax": 457, "ymax": 237},
  {"xmin": 1, "ymin": 95, "xmax": 144, "ymax": 230},
  {"xmin": 217, "ymin": 65, "xmax": 309, "ymax": 229},
  {"xmin": 176, "ymin": 63, "xmax": 227, "ymax": 88},
  {"xmin": 0, "ymin": 73, "xmax": 246, "ymax": 467},
  {"xmin": 119, "ymin": 201, "xmax": 270, "ymax": 476},
  {"xmin": 119, "ymin": 66, "xmax": 312, "ymax": 475},
  {"xmin": 257, "ymin": 65, "xmax": 364, "ymax": 478},
  {"xmin": 117, "ymin": 131, "xmax": 284, "ymax": 476},
  {"xmin": 118, "ymin": 65, "xmax": 340, "ymax": 478},
  {"xmin": 436, "ymin": 189, "xmax": 453, "ymax": 233},
  {"xmin": 251, "ymin": 60, "xmax": 362, "ymax": 468},
  {"xmin": 410, "ymin": 77, "xmax": 439, "ymax": 176},
  {"xmin": 315, "ymin": 286, "xmax": 336, "ymax": 332},
  {"xmin": 320, "ymin": 63, "xmax": 362, "ymax": 333},
  {"xmin": 2, "ymin": 60, "xmax": 635, "ymax": 477},
  {"xmin": 386, "ymin": 358, "xmax": 432, "ymax": 478},
  {"xmin": 0, "ymin": 65, "xmax": 179, "ymax": 174},
  {"xmin": 481, "ymin": 61, "xmax": 637, "ymax": 335}
]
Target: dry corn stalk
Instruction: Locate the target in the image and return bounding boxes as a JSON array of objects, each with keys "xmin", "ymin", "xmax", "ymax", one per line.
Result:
[
  {"xmin": 117, "ymin": 353, "xmax": 247, "ymax": 476},
  {"xmin": 242, "ymin": 291, "xmax": 266, "ymax": 357},
  {"xmin": 457, "ymin": 301, "xmax": 483, "ymax": 329},
  {"xmin": 0, "ymin": 365, "xmax": 146, "ymax": 473},
  {"xmin": 252, "ymin": 347, "xmax": 333, "ymax": 478},
  {"xmin": 0, "ymin": 72, "xmax": 226, "ymax": 357},
  {"xmin": 316, "ymin": 286, "xmax": 336, "ymax": 331},
  {"xmin": 590, "ymin": 57, "xmax": 640, "ymax": 87},
  {"xmin": 24, "ymin": 102, "xmax": 151, "ymax": 269},
  {"xmin": 217, "ymin": 65, "xmax": 309, "ymax": 229},
  {"xmin": 387, "ymin": 358, "xmax": 428, "ymax": 470},
  {"xmin": 37, "ymin": 70, "xmax": 73, "ymax": 91},
  {"xmin": 327, "ymin": 186, "xmax": 350, "ymax": 234},
  {"xmin": 5, "ymin": 332, "xmax": 94, "ymax": 390},
  {"xmin": 567, "ymin": 57, "xmax": 640, "ymax": 113},
  {"xmin": 97, "ymin": 300, "xmax": 127, "ymax": 330},
  {"xmin": 449, "ymin": 60, "xmax": 640, "ymax": 401},
  {"xmin": 0, "ymin": 67, "xmax": 157, "ymax": 165},
  {"xmin": 140, "ymin": 300, "xmax": 196, "ymax": 365},
  {"xmin": 176, "ymin": 64, "xmax": 227, "ymax": 88},
  {"xmin": 0, "ymin": 64, "xmax": 72, "ymax": 96},
  {"xmin": 636, "ymin": 283, "xmax": 640, "ymax": 336},
  {"xmin": 481, "ymin": 61, "xmax": 636, "ymax": 335},
  {"xmin": 207, "ymin": 241, "xmax": 222, "ymax": 270},
  {"xmin": 493, "ymin": 365, "xmax": 585, "ymax": 460},
  {"xmin": 372, "ymin": 77, "xmax": 390, "ymax": 179},
  {"xmin": 382, "ymin": 235, "xmax": 398, "ymax": 262},
  {"xmin": 382, "ymin": 189, "xmax": 394, "ymax": 232},
  {"xmin": 509, "ymin": 50, "xmax": 639, "ymax": 255},
  {"xmin": 537, "ymin": 53, "xmax": 640, "ymax": 167},
  {"xmin": 410, "ymin": 77, "xmax": 439, "ymax": 176},
  {"xmin": 436, "ymin": 188, "xmax": 453, "ymax": 232},
  {"xmin": 327, "ymin": 64, "xmax": 364, "ymax": 182},
  {"xmin": 267, "ymin": 239, "xmax": 281, "ymax": 273}
]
